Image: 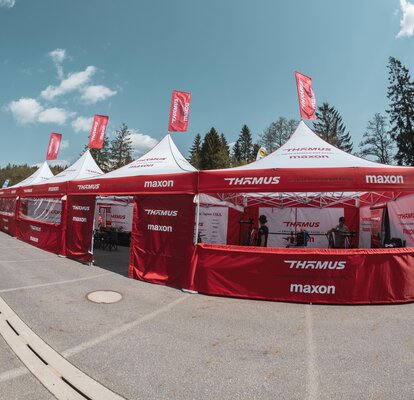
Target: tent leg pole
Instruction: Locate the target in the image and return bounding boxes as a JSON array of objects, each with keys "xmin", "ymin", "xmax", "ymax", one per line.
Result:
[{"xmin": 193, "ymin": 194, "xmax": 200, "ymax": 245}]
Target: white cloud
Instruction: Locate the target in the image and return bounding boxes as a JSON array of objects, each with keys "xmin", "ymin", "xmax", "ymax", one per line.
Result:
[
  {"xmin": 71, "ymin": 116, "xmax": 93, "ymax": 133},
  {"xmin": 8, "ymin": 98, "xmax": 43, "ymax": 125},
  {"xmin": 0, "ymin": 0, "xmax": 15, "ymax": 8},
  {"xmin": 41, "ymin": 66, "xmax": 96, "ymax": 101},
  {"xmin": 397, "ymin": 0, "xmax": 414, "ymax": 37},
  {"xmin": 38, "ymin": 107, "xmax": 73, "ymax": 125},
  {"xmin": 80, "ymin": 85, "xmax": 117, "ymax": 104},
  {"xmin": 49, "ymin": 48, "xmax": 66, "ymax": 79},
  {"xmin": 129, "ymin": 130, "xmax": 158, "ymax": 156},
  {"xmin": 60, "ymin": 139, "xmax": 69, "ymax": 150}
]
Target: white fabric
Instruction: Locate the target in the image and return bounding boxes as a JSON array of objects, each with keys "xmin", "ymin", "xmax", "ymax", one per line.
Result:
[
  {"xmin": 99, "ymin": 134, "xmax": 196, "ymax": 179},
  {"xmin": 388, "ymin": 194, "xmax": 414, "ymax": 246},
  {"xmin": 197, "ymin": 206, "xmax": 228, "ymax": 244},
  {"xmin": 359, "ymin": 206, "xmax": 372, "ymax": 248},
  {"xmin": 197, "ymin": 194, "xmax": 244, "ymax": 212},
  {"xmin": 42, "ymin": 151, "xmax": 103, "ymax": 184},
  {"xmin": 231, "ymin": 121, "xmax": 397, "ymax": 170},
  {"xmin": 10, "ymin": 162, "xmax": 54, "ymax": 188},
  {"xmin": 259, "ymin": 207, "xmax": 344, "ymax": 248}
]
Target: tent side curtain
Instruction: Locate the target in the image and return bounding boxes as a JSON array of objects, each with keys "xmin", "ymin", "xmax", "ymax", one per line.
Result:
[
  {"xmin": 68, "ymin": 172, "xmax": 198, "ymax": 195},
  {"xmin": 19, "ymin": 197, "xmax": 62, "ymax": 225},
  {"xmin": 198, "ymin": 167, "xmax": 414, "ymax": 194}
]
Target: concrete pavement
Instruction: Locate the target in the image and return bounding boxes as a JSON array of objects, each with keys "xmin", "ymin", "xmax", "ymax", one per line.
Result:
[{"xmin": 0, "ymin": 231, "xmax": 413, "ymax": 399}]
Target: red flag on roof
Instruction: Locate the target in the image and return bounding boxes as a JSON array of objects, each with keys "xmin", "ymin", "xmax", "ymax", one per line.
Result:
[
  {"xmin": 295, "ymin": 72, "xmax": 317, "ymax": 120},
  {"xmin": 168, "ymin": 90, "xmax": 191, "ymax": 132},
  {"xmin": 88, "ymin": 114, "xmax": 109, "ymax": 149},
  {"xmin": 46, "ymin": 132, "xmax": 62, "ymax": 160}
]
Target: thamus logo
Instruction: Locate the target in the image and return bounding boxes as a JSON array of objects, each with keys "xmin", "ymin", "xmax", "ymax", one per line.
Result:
[
  {"xmin": 224, "ymin": 176, "xmax": 280, "ymax": 186},
  {"xmin": 284, "ymin": 260, "xmax": 346, "ymax": 270}
]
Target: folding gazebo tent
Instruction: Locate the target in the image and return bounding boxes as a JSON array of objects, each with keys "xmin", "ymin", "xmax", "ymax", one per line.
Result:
[
  {"xmin": 68, "ymin": 134, "xmax": 198, "ymax": 289},
  {"xmin": 195, "ymin": 121, "xmax": 414, "ymax": 304},
  {"xmin": 17, "ymin": 151, "xmax": 103, "ymax": 255},
  {"xmin": 0, "ymin": 161, "xmax": 53, "ymax": 236}
]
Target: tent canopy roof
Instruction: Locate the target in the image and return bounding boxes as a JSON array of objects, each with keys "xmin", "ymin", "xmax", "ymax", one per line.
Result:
[
  {"xmin": 97, "ymin": 134, "xmax": 196, "ymax": 179},
  {"xmin": 10, "ymin": 161, "xmax": 54, "ymax": 188},
  {"xmin": 43, "ymin": 150, "xmax": 103, "ymax": 184}
]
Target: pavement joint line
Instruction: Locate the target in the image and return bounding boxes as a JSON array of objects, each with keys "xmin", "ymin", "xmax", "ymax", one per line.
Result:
[
  {"xmin": 0, "ymin": 272, "xmax": 114, "ymax": 293},
  {"xmin": 305, "ymin": 304, "xmax": 319, "ymax": 400},
  {"xmin": 0, "ymin": 296, "xmax": 125, "ymax": 399},
  {"xmin": 0, "ymin": 292, "xmax": 190, "ymax": 384}
]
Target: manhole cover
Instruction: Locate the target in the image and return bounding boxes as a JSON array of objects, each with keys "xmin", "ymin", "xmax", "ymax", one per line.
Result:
[{"xmin": 86, "ymin": 290, "xmax": 122, "ymax": 304}]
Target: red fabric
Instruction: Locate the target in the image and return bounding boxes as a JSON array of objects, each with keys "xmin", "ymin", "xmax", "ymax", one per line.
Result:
[
  {"xmin": 18, "ymin": 218, "xmax": 61, "ymax": 254},
  {"xmin": 198, "ymin": 167, "xmax": 414, "ymax": 193},
  {"xmin": 129, "ymin": 194, "xmax": 196, "ymax": 289},
  {"xmin": 46, "ymin": 132, "xmax": 62, "ymax": 160},
  {"xmin": 227, "ymin": 208, "xmax": 243, "ymax": 245},
  {"xmin": 88, "ymin": 115, "xmax": 109, "ymax": 149},
  {"xmin": 19, "ymin": 182, "xmax": 67, "ymax": 197},
  {"xmin": 65, "ymin": 196, "xmax": 96, "ymax": 262},
  {"xmin": 168, "ymin": 90, "xmax": 191, "ymax": 132},
  {"xmin": 0, "ymin": 214, "xmax": 16, "ymax": 236},
  {"xmin": 295, "ymin": 72, "xmax": 317, "ymax": 120},
  {"xmin": 67, "ymin": 173, "xmax": 197, "ymax": 195},
  {"xmin": 194, "ymin": 244, "xmax": 414, "ymax": 304}
]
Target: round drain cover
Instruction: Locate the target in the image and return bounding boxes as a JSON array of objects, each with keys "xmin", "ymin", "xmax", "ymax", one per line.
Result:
[{"xmin": 86, "ymin": 290, "xmax": 122, "ymax": 304}]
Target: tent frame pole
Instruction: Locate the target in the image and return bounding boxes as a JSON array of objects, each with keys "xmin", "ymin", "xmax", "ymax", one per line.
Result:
[{"xmin": 194, "ymin": 194, "xmax": 200, "ymax": 245}]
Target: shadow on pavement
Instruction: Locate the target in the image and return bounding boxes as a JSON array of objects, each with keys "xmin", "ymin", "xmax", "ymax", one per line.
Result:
[{"xmin": 92, "ymin": 246, "xmax": 130, "ymax": 277}]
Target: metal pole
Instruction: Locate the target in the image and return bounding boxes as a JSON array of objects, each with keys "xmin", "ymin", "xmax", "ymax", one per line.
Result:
[{"xmin": 193, "ymin": 194, "xmax": 200, "ymax": 245}]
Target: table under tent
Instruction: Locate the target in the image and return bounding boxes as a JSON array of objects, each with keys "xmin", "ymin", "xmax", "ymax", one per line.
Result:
[
  {"xmin": 67, "ymin": 134, "xmax": 198, "ymax": 290},
  {"xmin": 0, "ymin": 161, "xmax": 54, "ymax": 237},
  {"xmin": 16, "ymin": 151, "xmax": 103, "ymax": 255},
  {"xmin": 193, "ymin": 121, "xmax": 414, "ymax": 304}
]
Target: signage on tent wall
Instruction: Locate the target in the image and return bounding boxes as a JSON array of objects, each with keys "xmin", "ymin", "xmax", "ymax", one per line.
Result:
[
  {"xmin": 387, "ymin": 195, "xmax": 414, "ymax": 247},
  {"xmin": 258, "ymin": 207, "xmax": 344, "ymax": 248},
  {"xmin": 2, "ymin": 179, "xmax": 9, "ymax": 189},
  {"xmin": 295, "ymin": 71, "xmax": 317, "ymax": 120},
  {"xmin": 197, "ymin": 206, "xmax": 228, "ymax": 244},
  {"xmin": 88, "ymin": 114, "xmax": 109, "ymax": 149},
  {"xmin": 46, "ymin": 132, "xmax": 62, "ymax": 160},
  {"xmin": 168, "ymin": 90, "xmax": 191, "ymax": 132}
]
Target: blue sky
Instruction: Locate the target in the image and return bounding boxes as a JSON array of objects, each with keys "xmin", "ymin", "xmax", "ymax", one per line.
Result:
[{"xmin": 0, "ymin": 0, "xmax": 413, "ymax": 168}]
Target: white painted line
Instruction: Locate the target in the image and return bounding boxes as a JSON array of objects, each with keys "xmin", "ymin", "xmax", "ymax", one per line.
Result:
[
  {"xmin": 0, "ymin": 293, "xmax": 190, "ymax": 384},
  {"xmin": 0, "ymin": 296, "xmax": 125, "ymax": 399},
  {"xmin": 305, "ymin": 305, "xmax": 319, "ymax": 400},
  {"xmin": 63, "ymin": 294, "xmax": 189, "ymax": 358},
  {"xmin": 0, "ymin": 272, "xmax": 114, "ymax": 293}
]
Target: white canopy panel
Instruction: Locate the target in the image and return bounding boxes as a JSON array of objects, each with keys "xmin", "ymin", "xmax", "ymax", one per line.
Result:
[{"xmin": 10, "ymin": 162, "xmax": 54, "ymax": 188}]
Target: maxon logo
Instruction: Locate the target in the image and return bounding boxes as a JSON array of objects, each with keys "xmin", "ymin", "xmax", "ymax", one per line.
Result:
[
  {"xmin": 290, "ymin": 283, "xmax": 335, "ymax": 295},
  {"xmin": 365, "ymin": 175, "xmax": 404, "ymax": 184}
]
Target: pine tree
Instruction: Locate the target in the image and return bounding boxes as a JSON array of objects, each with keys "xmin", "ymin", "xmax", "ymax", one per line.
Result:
[
  {"xmin": 359, "ymin": 113, "xmax": 394, "ymax": 164},
  {"xmin": 200, "ymin": 127, "xmax": 228, "ymax": 169},
  {"xmin": 386, "ymin": 56, "xmax": 414, "ymax": 165},
  {"xmin": 260, "ymin": 117, "xmax": 298, "ymax": 152},
  {"xmin": 81, "ymin": 136, "xmax": 111, "ymax": 172},
  {"xmin": 235, "ymin": 124, "xmax": 255, "ymax": 165},
  {"xmin": 232, "ymin": 140, "xmax": 242, "ymax": 166},
  {"xmin": 110, "ymin": 123, "xmax": 133, "ymax": 170},
  {"xmin": 188, "ymin": 133, "xmax": 202, "ymax": 169},
  {"xmin": 313, "ymin": 103, "xmax": 353, "ymax": 153}
]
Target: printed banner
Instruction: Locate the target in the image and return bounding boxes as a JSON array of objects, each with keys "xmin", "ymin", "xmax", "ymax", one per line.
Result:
[
  {"xmin": 129, "ymin": 194, "xmax": 196, "ymax": 289},
  {"xmin": 388, "ymin": 194, "xmax": 414, "ymax": 247},
  {"xmin": 88, "ymin": 114, "xmax": 109, "ymax": 149},
  {"xmin": 46, "ymin": 132, "xmax": 62, "ymax": 160},
  {"xmin": 256, "ymin": 147, "xmax": 267, "ymax": 161},
  {"xmin": 194, "ymin": 244, "xmax": 414, "ymax": 304},
  {"xmin": 258, "ymin": 207, "xmax": 344, "ymax": 248},
  {"xmin": 18, "ymin": 219, "xmax": 61, "ymax": 254},
  {"xmin": 168, "ymin": 90, "xmax": 191, "ymax": 132},
  {"xmin": 359, "ymin": 206, "xmax": 372, "ymax": 248},
  {"xmin": 66, "ymin": 196, "xmax": 96, "ymax": 262},
  {"xmin": 295, "ymin": 71, "xmax": 317, "ymax": 120},
  {"xmin": 2, "ymin": 179, "xmax": 10, "ymax": 188},
  {"xmin": 198, "ymin": 206, "xmax": 228, "ymax": 244},
  {"xmin": 0, "ymin": 215, "xmax": 16, "ymax": 237}
]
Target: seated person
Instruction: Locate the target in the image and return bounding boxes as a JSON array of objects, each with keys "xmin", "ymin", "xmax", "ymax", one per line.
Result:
[
  {"xmin": 327, "ymin": 217, "xmax": 349, "ymax": 248},
  {"xmin": 256, "ymin": 215, "xmax": 269, "ymax": 247}
]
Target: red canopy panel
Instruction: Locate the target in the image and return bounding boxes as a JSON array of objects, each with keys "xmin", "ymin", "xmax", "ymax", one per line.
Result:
[
  {"xmin": 198, "ymin": 167, "xmax": 414, "ymax": 194},
  {"xmin": 68, "ymin": 172, "xmax": 198, "ymax": 195}
]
